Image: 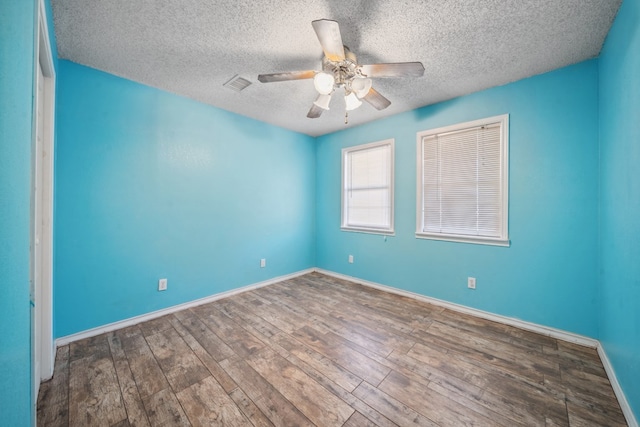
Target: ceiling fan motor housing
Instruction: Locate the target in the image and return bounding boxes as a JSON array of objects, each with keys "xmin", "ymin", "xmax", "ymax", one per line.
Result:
[{"xmin": 322, "ymin": 46, "xmax": 360, "ymax": 88}]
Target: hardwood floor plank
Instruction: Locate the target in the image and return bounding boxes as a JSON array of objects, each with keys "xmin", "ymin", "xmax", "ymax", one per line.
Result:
[
  {"xmin": 406, "ymin": 341, "xmax": 570, "ymax": 425},
  {"xmin": 509, "ymin": 325, "xmax": 558, "ymax": 349},
  {"xmin": 566, "ymin": 401, "xmax": 628, "ymax": 427},
  {"xmin": 424, "ymin": 320, "xmax": 558, "ymax": 382},
  {"xmin": 145, "ymin": 327, "xmax": 211, "ymax": 393},
  {"xmin": 243, "ymin": 288, "xmax": 319, "ymax": 335},
  {"xmin": 192, "ymin": 304, "xmax": 265, "ymax": 358},
  {"xmin": 289, "ymin": 276, "xmax": 421, "ymax": 334},
  {"xmin": 292, "ymin": 325, "xmax": 391, "ymax": 386},
  {"xmin": 216, "ymin": 298, "xmax": 281, "ymax": 339},
  {"xmin": 307, "ymin": 275, "xmax": 440, "ymax": 328},
  {"xmin": 169, "ymin": 315, "xmax": 239, "ymax": 393},
  {"xmin": 176, "ymin": 376, "xmax": 249, "ymax": 426},
  {"xmin": 353, "ymin": 381, "xmax": 439, "ymax": 427},
  {"xmin": 267, "ymin": 334, "xmax": 398, "ymax": 427},
  {"xmin": 378, "ymin": 370, "xmax": 509, "ymax": 427},
  {"xmin": 247, "ymin": 347, "xmax": 354, "ymax": 426},
  {"xmin": 68, "ymin": 352, "xmax": 127, "ymax": 427},
  {"xmin": 561, "ymin": 365, "xmax": 620, "ymax": 399},
  {"xmin": 220, "ymin": 357, "xmax": 314, "ymax": 426},
  {"xmin": 546, "ymin": 375, "xmax": 627, "ymax": 426},
  {"xmin": 228, "ymin": 387, "xmax": 275, "ymax": 427},
  {"xmin": 173, "ymin": 309, "xmax": 236, "ymax": 361},
  {"xmin": 544, "ymin": 345, "xmax": 608, "ymax": 378},
  {"xmin": 386, "ymin": 349, "xmax": 485, "ymax": 400},
  {"xmin": 271, "ymin": 332, "xmax": 363, "ymax": 392},
  {"xmin": 37, "ymin": 345, "xmax": 70, "ymax": 426},
  {"xmin": 330, "ymin": 310, "xmax": 417, "ymax": 354},
  {"xmin": 343, "ymin": 411, "xmax": 387, "ymax": 427},
  {"xmin": 107, "ymin": 333, "xmax": 151, "ymax": 427},
  {"xmin": 116, "ymin": 326, "xmax": 170, "ymax": 399},
  {"xmin": 138, "ymin": 314, "xmax": 174, "ymax": 338},
  {"xmin": 142, "ymin": 388, "xmax": 191, "ymax": 427},
  {"xmin": 69, "ymin": 333, "xmax": 110, "ymax": 362}
]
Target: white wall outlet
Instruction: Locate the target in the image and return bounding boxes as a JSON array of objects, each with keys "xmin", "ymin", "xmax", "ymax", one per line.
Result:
[
  {"xmin": 348, "ymin": 255, "xmax": 354, "ymax": 264},
  {"xmin": 158, "ymin": 278, "xmax": 167, "ymax": 291},
  {"xmin": 468, "ymin": 277, "xmax": 476, "ymax": 289},
  {"xmin": 260, "ymin": 258, "xmax": 266, "ymax": 268}
]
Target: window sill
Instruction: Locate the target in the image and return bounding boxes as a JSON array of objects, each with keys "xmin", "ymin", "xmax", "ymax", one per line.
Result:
[
  {"xmin": 415, "ymin": 232, "xmax": 510, "ymax": 247},
  {"xmin": 342, "ymin": 226, "xmax": 395, "ymax": 236}
]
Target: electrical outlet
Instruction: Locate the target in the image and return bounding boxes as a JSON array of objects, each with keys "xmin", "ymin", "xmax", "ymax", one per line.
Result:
[
  {"xmin": 260, "ymin": 258, "xmax": 266, "ymax": 268},
  {"xmin": 467, "ymin": 277, "xmax": 476, "ymax": 289},
  {"xmin": 348, "ymin": 255, "xmax": 354, "ymax": 264},
  {"xmin": 158, "ymin": 278, "xmax": 167, "ymax": 291}
]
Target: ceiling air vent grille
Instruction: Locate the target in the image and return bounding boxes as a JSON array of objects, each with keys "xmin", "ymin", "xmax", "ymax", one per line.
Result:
[{"xmin": 223, "ymin": 75, "xmax": 252, "ymax": 92}]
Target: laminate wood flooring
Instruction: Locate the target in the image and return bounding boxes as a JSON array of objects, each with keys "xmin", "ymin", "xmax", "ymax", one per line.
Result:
[{"xmin": 37, "ymin": 272, "xmax": 627, "ymax": 426}]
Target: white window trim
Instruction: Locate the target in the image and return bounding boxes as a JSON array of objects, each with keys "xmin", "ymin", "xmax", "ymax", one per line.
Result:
[
  {"xmin": 415, "ymin": 115, "xmax": 510, "ymax": 246},
  {"xmin": 342, "ymin": 139, "xmax": 395, "ymax": 236}
]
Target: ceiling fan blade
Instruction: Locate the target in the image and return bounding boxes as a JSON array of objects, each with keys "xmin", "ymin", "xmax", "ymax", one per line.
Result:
[
  {"xmin": 362, "ymin": 87, "xmax": 391, "ymax": 110},
  {"xmin": 258, "ymin": 70, "xmax": 316, "ymax": 83},
  {"xmin": 307, "ymin": 103, "xmax": 324, "ymax": 118},
  {"xmin": 311, "ymin": 19, "xmax": 345, "ymax": 62},
  {"xmin": 359, "ymin": 62, "xmax": 425, "ymax": 78}
]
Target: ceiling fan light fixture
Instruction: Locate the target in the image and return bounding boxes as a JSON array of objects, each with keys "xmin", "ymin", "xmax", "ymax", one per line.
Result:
[
  {"xmin": 344, "ymin": 92, "xmax": 362, "ymax": 111},
  {"xmin": 314, "ymin": 72, "xmax": 335, "ymax": 95},
  {"xmin": 313, "ymin": 94, "xmax": 332, "ymax": 110},
  {"xmin": 351, "ymin": 77, "xmax": 372, "ymax": 98}
]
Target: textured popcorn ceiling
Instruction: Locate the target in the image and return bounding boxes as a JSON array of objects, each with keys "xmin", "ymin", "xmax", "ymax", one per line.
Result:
[{"xmin": 52, "ymin": 0, "xmax": 621, "ymax": 136}]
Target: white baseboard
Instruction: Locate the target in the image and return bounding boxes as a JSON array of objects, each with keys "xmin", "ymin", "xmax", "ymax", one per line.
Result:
[
  {"xmin": 55, "ymin": 268, "xmax": 315, "ymax": 347},
  {"xmin": 316, "ymin": 268, "xmax": 597, "ymax": 347},
  {"xmin": 597, "ymin": 344, "xmax": 639, "ymax": 427}
]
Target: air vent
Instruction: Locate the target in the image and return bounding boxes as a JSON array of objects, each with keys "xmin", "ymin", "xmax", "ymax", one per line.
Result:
[{"xmin": 223, "ymin": 75, "xmax": 252, "ymax": 92}]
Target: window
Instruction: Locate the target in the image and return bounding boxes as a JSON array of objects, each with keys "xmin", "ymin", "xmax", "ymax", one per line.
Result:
[
  {"xmin": 342, "ymin": 139, "xmax": 394, "ymax": 235},
  {"xmin": 416, "ymin": 115, "xmax": 509, "ymax": 246}
]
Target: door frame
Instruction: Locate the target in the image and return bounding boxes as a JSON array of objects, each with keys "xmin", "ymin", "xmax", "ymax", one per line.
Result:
[{"xmin": 32, "ymin": 0, "xmax": 56, "ymax": 401}]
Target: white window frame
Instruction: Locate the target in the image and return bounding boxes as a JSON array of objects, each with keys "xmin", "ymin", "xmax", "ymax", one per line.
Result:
[
  {"xmin": 342, "ymin": 139, "xmax": 395, "ymax": 235},
  {"xmin": 416, "ymin": 115, "xmax": 509, "ymax": 246}
]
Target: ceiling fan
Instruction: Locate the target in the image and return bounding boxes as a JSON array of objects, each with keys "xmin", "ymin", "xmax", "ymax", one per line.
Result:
[{"xmin": 257, "ymin": 19, "xmax": 425, "ymax": 122}]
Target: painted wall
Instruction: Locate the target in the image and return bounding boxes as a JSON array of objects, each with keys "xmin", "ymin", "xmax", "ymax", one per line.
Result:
[
  {"xmin": 599, "ymin": 0, "xmax": 640, "ymax": 417},
  {"xmin": 54, "ymin": 61, "xmax": 316, "ymax": 337},
  {"xmin": 0, "ymin": 1, "xmax": 36, "ymax": 425},
  {"xmin": 316, "ymin": 60, "xmax": 600, "ymax": 337}
]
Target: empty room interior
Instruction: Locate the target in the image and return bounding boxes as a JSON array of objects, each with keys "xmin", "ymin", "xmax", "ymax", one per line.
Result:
[{"xmin": 1, "ymin": 0, "xmax": 639, "ymax": 425}]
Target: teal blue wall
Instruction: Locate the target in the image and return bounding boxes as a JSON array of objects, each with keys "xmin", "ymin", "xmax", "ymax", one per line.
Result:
[
  {"xmin": 0, "ymin": 1, "xmax": 37, "ymax": 425},
  {"xmin": 599, "ymin": 0, "xmax": 640, "ymax": 417},
  {"xmin": 54, "ymin": 61, "xmax": 316, "ymax": 337},
  {"xmin": 316, "ymin": 61, "xmax": 600, "ymax": 337}
]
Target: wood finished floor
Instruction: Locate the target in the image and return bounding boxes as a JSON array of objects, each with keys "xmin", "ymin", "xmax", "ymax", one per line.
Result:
[{"xmin": 37, "ymin": 272, "xmax": 627, "ymax": 426}]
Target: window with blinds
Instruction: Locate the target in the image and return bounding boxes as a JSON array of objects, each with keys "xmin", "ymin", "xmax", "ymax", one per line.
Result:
[
  {"xmin": 342, "ymin": 139, "xmax": 394, "ymax": 234},
  {"xmin": 416, "ymin": 115, "xmax": 509, "ymax": 246}
]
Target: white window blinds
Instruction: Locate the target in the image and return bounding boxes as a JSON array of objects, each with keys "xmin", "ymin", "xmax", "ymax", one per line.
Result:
[
  {"xmin": 342, "ymin": 140, "xmax": 394, "ymax": 234},
  {"xmin": 417, "ymin": 115, "xmax": 509, "ymax": 246}
]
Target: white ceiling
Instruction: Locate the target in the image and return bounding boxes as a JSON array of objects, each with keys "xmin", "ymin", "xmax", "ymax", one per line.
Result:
[{"xmin": 51, "ymin": 0, "xmax": 621, "ymax": 137}]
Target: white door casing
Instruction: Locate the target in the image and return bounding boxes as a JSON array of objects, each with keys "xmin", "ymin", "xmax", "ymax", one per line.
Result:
[{"xmin": 31, "ymin": 0, "xmax": 56, "ymax": 415}]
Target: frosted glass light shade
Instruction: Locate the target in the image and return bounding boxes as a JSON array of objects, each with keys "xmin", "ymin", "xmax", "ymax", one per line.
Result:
[
  {"xmin": 351, "ymin": 78, "xmax": 372, "ymax": 98},
  {"xmin": 313, "ymin": 72, "xmax": 335, "ymax": 95},
  {"xmin": 313, "ymin": 94, "xmax": 331, "ymax": 110},
  {"xmin": 345, "ymin": 92, "xmax": 362, "ymax": 111}
]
